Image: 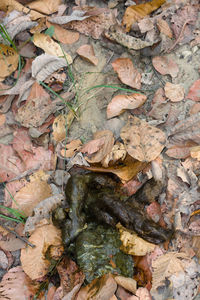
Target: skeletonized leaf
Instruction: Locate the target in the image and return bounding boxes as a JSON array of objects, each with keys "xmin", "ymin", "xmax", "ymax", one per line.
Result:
[
  {"xmin": 0, "ymin": 44, "xmax": 19, "ymax": 79},
  {"xmin": 120, "ymin": 116, "xmax": 166, "ymax": 162},
  {"xmin": 112, "ymin": 58, "xmax": 141, "ymax": 89},
  {"xmin": 76, "ymin": 44, "xmax": 98, "ymax": 66},
  {"xmin": 107, "ymin": 93, "xmax": 147, "ymax": 119},
  {"xmin": 164, "ymin": 82, "xmax": 184, "ymax": 102},
  {"xmin": 152, "ymin": 56, "xmax": 179, "ymax": 78},
  {"xmin": 32, "ymin": 54, "xmax": 70, "ymax": 81},
  {"xmin": 21, "ymin": 224, "xmax": 63, "ymax": 280},
  {"xmin": 33, "ymin": 33, "xmax": 72, "ymax": 63}
]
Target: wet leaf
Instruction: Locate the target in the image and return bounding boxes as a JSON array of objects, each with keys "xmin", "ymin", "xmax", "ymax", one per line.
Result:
[
  {"xmin": 152, "ymin": 56, "xmax": 179, "ymax": 78},
  {"xmin": 76, "ymin": 44, "xmax": 98, "ymax": 66},
  {"xmin": 117, "ymin": 223, "xmax": 156, "ymax": 256},
  {"xmin": 164, "ymin": 82, "xmax": 184, "ymax": 102},
  {"xmin": 112, "ymin": 58, "xmax": 141, "ymax": 89},
  {"xmin": 122, "ymin": 0, "xmax": 165, "ymax": 32},
  {"xmin": 21, "ymin": 224, "xmax": 63, "ymax": 280},
  {"xmin": 0, "ymin": 44, "xmax": 18, "ymax": 80},
  {"xmin": 107, "ymin": 93, "xmax": 147, "ymax": 119},
  {"xmin": 33, "ymin": 33, "xmax": 72, "ymax": 63},
  {"xmin": 187, "ymin": 79, "xmax": 200, "ymax": 102},
  {"xmin": 120, "ymin": 116, "xmax": 166, "ymax": 162},
  {"xmin": 28, "ymin": 0, "xmax": 61, "ymax": 15},
  {"xmin": 46, "ymin": 21, "xmax": 80, "ymax": 44}
]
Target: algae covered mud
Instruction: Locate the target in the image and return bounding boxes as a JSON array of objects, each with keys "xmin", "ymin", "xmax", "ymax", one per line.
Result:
[{"xmin": 53, "ymin": 173, "xmax": 173, "ymax": 282}]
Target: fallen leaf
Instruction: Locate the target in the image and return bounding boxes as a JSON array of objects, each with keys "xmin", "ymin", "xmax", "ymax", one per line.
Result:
[
  {"xmin": 21, "ymin": 224, "xmax": 63, "ymax": 280},
  {"xmin": 48, "ymin": 9, "xmax": 90, "ymax": 25},
  {"xmin": 164, "ymin": 82, "xmax": 184, "ymax": 102},
  {"xmin": 187, "ymin": 79, "xmax": 200, "ymax": 102},
  {"xmin": 52, "ymin": 114, "xmax": 67, "ymax": 142},
  {"xmin": 146, "ymin": 202, "xmax": 163, "ymax": 223},
  {"xmin": 114, "ymin": 276, "xmax": 137, "ymax": 294},
  {"xmin": 0, "ymin": 230, "xmax": 26, "ymax": 251},
  {"xmin": 136, "ymin": 287, "xmax": 152, "ymax": 300},
  {"xmin": 122, "ymin": 0, "xmax": 165, "ymax": 32},
  {"xmin": 123, "ymin": 178, "xmax": 144, "ymax": 196},
  {"xmin": 157, "ymin": 18, "xmax": 173, "ymax": 38},
  {"xmin": 166, "ymin": 142, "xmax": 197, "ymax": 159},
  {"xmin": 190, "ymin": 145, "xmax": 200, "ymax": 161},
  {"xmin": 81, "ymin": 130, "xmax": 114, "ymax": 164},
  {"xmin": 120, "ymin": 116, "xmax": 166, "ymax": 162},
  {"xmin": 0, "ymin": 266, "xmax": 38, "ymax": 300},
  {"xmin": 152, "ymin": 56, "xmax": 179, "ymax": 77},
  {"xmin": 46, "ymin": 20, "xmax": 80, "ymax": 44},
  {"xmin": 117, "ymin": 223, "xmax": 156, "ymax": 256},
  {"xmin": 112, "ymin": 58, "xmax": 141, "ymax": 89},
  {"xmin": 101, "ymin": 142, "xmax": 126, "ymax": 168},
  {"xmin": 138, "ymin": 18, "xmax": 154, "ymax": 33},
  {"xmin": 28, "ymin": 0, "xmax": 61, "ymax": 15},
  {"xmin": 33, "ymin": 33, "xmax": 72, "ymax": 63},
  {"xmin": 189, "ymin": 103, "xmax": 200, "ymax": 115},
  {"xmin": 60, "ymin": 140, "xmax": 83, "ymax": 158},
  {"xmin": 0, "ymin": 44, "xmax": 19, "ymax": 80},
  {"xmin": 76, "ymin": 274, "xmax": 117, "ymax": 300},
  {"xmin": 76, "ymin": 44, "xmax": 98, "ymax": 66},
  {"xmin": 107, "ymin": 93, "xmax": 147, "ymax": 119}
]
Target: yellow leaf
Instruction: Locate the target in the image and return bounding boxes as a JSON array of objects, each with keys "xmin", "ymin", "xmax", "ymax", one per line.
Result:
[
  {"xmin": 122, "ymin": 0, "xmax": 166, "ymax": 32},
  {"xmin": 33, "ymin": 33, "xmax": 72, "ymax": 63},
  {"xmin": 0, "ymin": 44, "xmax": 18, "ymax": 79}
]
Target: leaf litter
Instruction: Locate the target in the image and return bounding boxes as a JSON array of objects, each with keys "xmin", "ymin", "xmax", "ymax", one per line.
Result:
[{"xmin": 0, "ymin": 0, "xmax": 199, "ymax": 299}]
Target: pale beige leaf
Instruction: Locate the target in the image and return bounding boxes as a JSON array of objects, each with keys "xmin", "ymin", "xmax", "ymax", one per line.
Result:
[
  {"xmin": 101, "ymin": 142, "xmax": 126, "ymax": 167},
  {"xmin": 117, "ymin": 223, "xmax": 156, "ymax": 256},
  {"xmin": 28, "ymin": 0, "xmax": 61, "ymax": 15},
  {"xmin": 53, "ymin": 114, "xmax": 67, "ymax": 142},
  {"xmin": 114, "ymin": 276, "xmax": 137, "ymax": 294},
  {"xmin": 76, "ymin": 44, "xmax": 98, "ymax": 66},
  {"xmin": 152, "ymin": 56, "xmax": 179, "ymax": 78},
  {"xmin": 33, "ymin": 33, "xmax": 72, "ymax": 63},
  {"xmin": 190, "ymin": 145, "xmax": 200, "ymax": 161},
  {"xmin": 0, "ymin": 266, "xmax": 38, "ymax": 300},
  {"xmin": 164, "ymin": 82, "xmax": 184, "ymax": 102},
  {"xmin": 107, "ymin": 93, "xmax": 147, "ymax": 119},
  {"xmin": 157, "ymin": 18, "xmax": 173, "ymax": 38},
  {"xmin": 0, "ymin": 44, "xmax": 18, "ymax": 78},
  {"xmin": 21, "ymin": 224, "xmax": 63, "ymax": 280},
  {"xmin": 112, "ymin": 58, "xmax": 141, "ymax": 89},
  {"xmin": 120, "ymin": 116, "xmax": 166, "ymax": 162},
  {"xmin": 12, "ymin": 179, "xmax": 52, "ymax": 216}
]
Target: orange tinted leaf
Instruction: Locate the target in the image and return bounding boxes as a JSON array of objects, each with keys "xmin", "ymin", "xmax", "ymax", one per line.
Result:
[
  {"xmin": 0, "ymin": 44, "xmax": 19, "ymax": 79},
  {"xmin": 46, "ymin": 21, "xmax": 79, "ymax": 44},
  {"xmin": 107, "ymin": 93, "xmax": 147, "ymax": 119},
  {"xmin": 60, "ymin": 139, "xmax": 83, "ymax": 158},
  {"xmin": 164, "ymin": 82, "xmax": 184, "ymax": 102},
  {"xmin": 112, "ymin": 58, "xmax": 141, "ymax": 89},
  {"xmin": 187, "ymin": 79, "xmax": 200, "ymax": 101},
  {"xmin": 152, "ymin": 56, "xmax": 179, "ymax": 78},
  {"xmin": 122, "ymin": 0, "xmax": 165, "ymax": 32},
  {"xmin": 77, "ymin": 44, "xmax": 98, "ymax": 66}
]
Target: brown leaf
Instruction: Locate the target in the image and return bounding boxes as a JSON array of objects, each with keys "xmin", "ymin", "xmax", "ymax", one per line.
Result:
[
  {"xmin": 27, "ymin": 0, "xmax": 61, "ymax": 15},
  {"xmin": 114, "ymin": 276, "xmax": 137, "ymax": 294},
  {"xmin": 52, "ymin": 114, "xmax": 67, "ymax": 142},
  {"xmin": 0, "ymin": 230, "xmax": 26, "ymax": 251},
  {"xmin": 122, "ymin": 0, "xmax": 166, "ymax": 32},
  {"xmin": 81, "ymin": 130, "xmax": 114, "ymax": 164},
  {"xmin": 190, "ymin": 146, "xmax": 200, "ymax": 161},
  {"xmin": 60, "ymin": 139, "xmax": 83, "ymax": 158},
  {"xmin": 152, "ymin": 56, "xmax": 179, "ymax": 77},
  {"xmin": 76, "ymin": 44, "xmax": 98, "ymax": 66},
  {"xmin": 189, "ymin": 103, "xmax": 200, "ymax": 115},
  {"xmin": 0, "ymin": 44, "xmax": 19, "ymax": 80},
  {"xmin": 76, "ymin": 274, "xmax": 117, "ymax": 300},
  {"xmin": 187, "ymin": 79, "xmax": 200, "ymax": 102},
  {"xmin": 164, "ymin": 82, "xmax": 184, "ymax": 102},
  {"xmin": 46, "ymin": 20, "xmax": 79, "ymax": 44},
  {"xmin": 157, "ymin": 18, "xmax": 173, "ymax": 38},
  {"xmin": 120, "ymin": 116, "xmax": 166, "ymax": 162},
  {"xmin": 107, "ymin": 93, "xmax": 147, "ymax": 119},
  {"xmin": 112, "ymin": 58, "xmax": 141, "ymax": 89},
  {"xmin": 101, "ymin": 142, "xmax": 126, "ymax": 168},
  {"xmin": 166, "ymin": 143, "xmax": 197, "ymax": 159},
  {"xmin": 21, "ymin": 224, "xmax": 63, "ymax": 280}
]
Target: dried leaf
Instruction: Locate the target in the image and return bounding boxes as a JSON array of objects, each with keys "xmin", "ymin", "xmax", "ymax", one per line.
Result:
[
  {"xmin": 166, "ymin": 144, "xmax": 195, "ymax": 159},
  {"xmin": 0, "ymin": 44, "xmax": 18, "ymax": 79},
  {"xmin": 164, "ymin": 82, "xmax": 184, "ymax": 102},
  {"xmin": 112, "ymin": 58, "xmax": 141, "ymax": 89},
  {"xmin": 52, "ymin": 114, "xmax": 67, "ymax": 142},
  {"xmin": 187, "ymin": 79, "xmax": 200, "ymax": 102},
  {"xmin": 157, "ymin": 18, "xmax": 173, "ymax": 38},
  {"xmin": 32, "ymin": 54, "xmax": 70, "ymax": 81},
  {"xmin": 46, "ymin": 21, "xmax": 79, "ymax": 44},
  {"xmin": 81, "ymin": 130, "xmax": 114, "ymax": 164},
  {"xmin": 135, "ymin": 288, "xmax": 152, "ymax": 300},
  {"xmin": 152, "ymin": 56, "xmax": 179, "ymax": 78},
  {"xmin": 122, "ymin": 0, "xmax": 166, "ymax": 32},
  {"xmin": 33, "ymin": 33, "xmax": 72, "ymax": 63},
  {"xmin": 117, "ymin": 223, "xmax": 156, "ymax": 256},
  {"xmin": 120, "ymin": 116, "xmax": 166, "ymax": 162},
  {"xmin": 76, "ymin": 44, "xmax": 98, "ymax": 66},
  {"xmin": 101, "ymin": 142, "xmax": 126, "ymax": 168},
  {"xmin": 190, "ymin": 145, "xmax": 200, "ymax": 161},
  {"xmin": 21, "ymin": 224, "xmax": 63, "ymax": 280},
  {"xmin": 138, "ymin": 18, "xmax": 154, "ymax": 33},
  {"xmin": 0, "ymin": 231, "xmax": 26, "ymax": 251},
  {"xmin": 0, "ymin": 266, "xmax": 38, "ymax": 300},
  {"xmin": 107, "ymin": 93, "xmax": 146, "ymax": 119},
  {"xmin": 48, "ymin": 9, "xmax": 90, "ymax": 25},
  {"xmin": 28, "ymin": 0, "xmax": 61, "ymax": 15},
  {"xmin": 60, "ymin": 140, "xmax": 83, "ymax": 158},
  {"xmin": 114, "ymin": 276, "xmax": 137, "ymax": 294}
]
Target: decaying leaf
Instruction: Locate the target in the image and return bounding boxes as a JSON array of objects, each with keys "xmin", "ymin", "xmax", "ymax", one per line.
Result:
[
  {"xmin": 33, "ymin": 33, "xmax": 72, "ymax": 63},
  {"xmin": 157, "ymin": 18, "xmax": 173, "ymax": 38},
  {"xmin": 21, "ymin": 224, "xmax": 63, "ymax": 280},
  {"xmin": 164, "ymin": 82, "xmax": 185, "ymax": 102},
  {"xmin": 120, "ymin": 116, "xmax": 166, "ymax": 162},
  {"xmin": 112, "ymin": 58, "xmax": 141, "ymax": 89},
  {"xmin": 46, "ymin": 21, "xmax": 80, "ymax": 44},
  {"xmin": 24, "ymin": 194, "xmax": 65, "ymax": 233},
  {"xmin": 117, "ymin": 223, "xmax": 156, "ymax": 256},
  {"xmin": 152, "ymin": 56, "xmax": 179, "ymax": 78},
  {"xmin": 101, "ymin": 142, "xmax": 126, "ymax": 168},
  {"xmin": 0, "ymin": 44, "xmax": 19, "ymax": 80},
  {"xmin": 122, "ymin": 0, "xmax": 166, "ymax": 32},
  {"xmin": 81, "ymin": 130, "xmax": 114, "ymax": 164},
  {"xmin": 27, "ymin": 0, "xmax": 61, "ymax": 15},
  {"xmin": 107, "ymin": 93, "xmax": 147, "ymax": 119},
  {"xmin": 76, "ymin": 44, "xmax": 98, "ymax": 66},
  {"xmin": 60, "ymin": 140, "xmax": 83, "ymax": 158},
  {"xmin": 0, "ymin": 266, "xmax": 38, "ymax": 300},
  {"xmin": 187, "ymin": 79, "xmax": 200, "ymax": 102},
  {"xmin": 114, "ymin": 276, "xmax": 137, "ymax": 294}
]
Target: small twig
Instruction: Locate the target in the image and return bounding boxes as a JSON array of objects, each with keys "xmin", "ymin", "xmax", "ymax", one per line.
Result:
[
  {"xmin": 166, "ymin": 19, "xmax": 193, "ymax": 53},
  {"xmin": 0, "ymin": 223, "xmax": 35, "ymax": 248}
]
